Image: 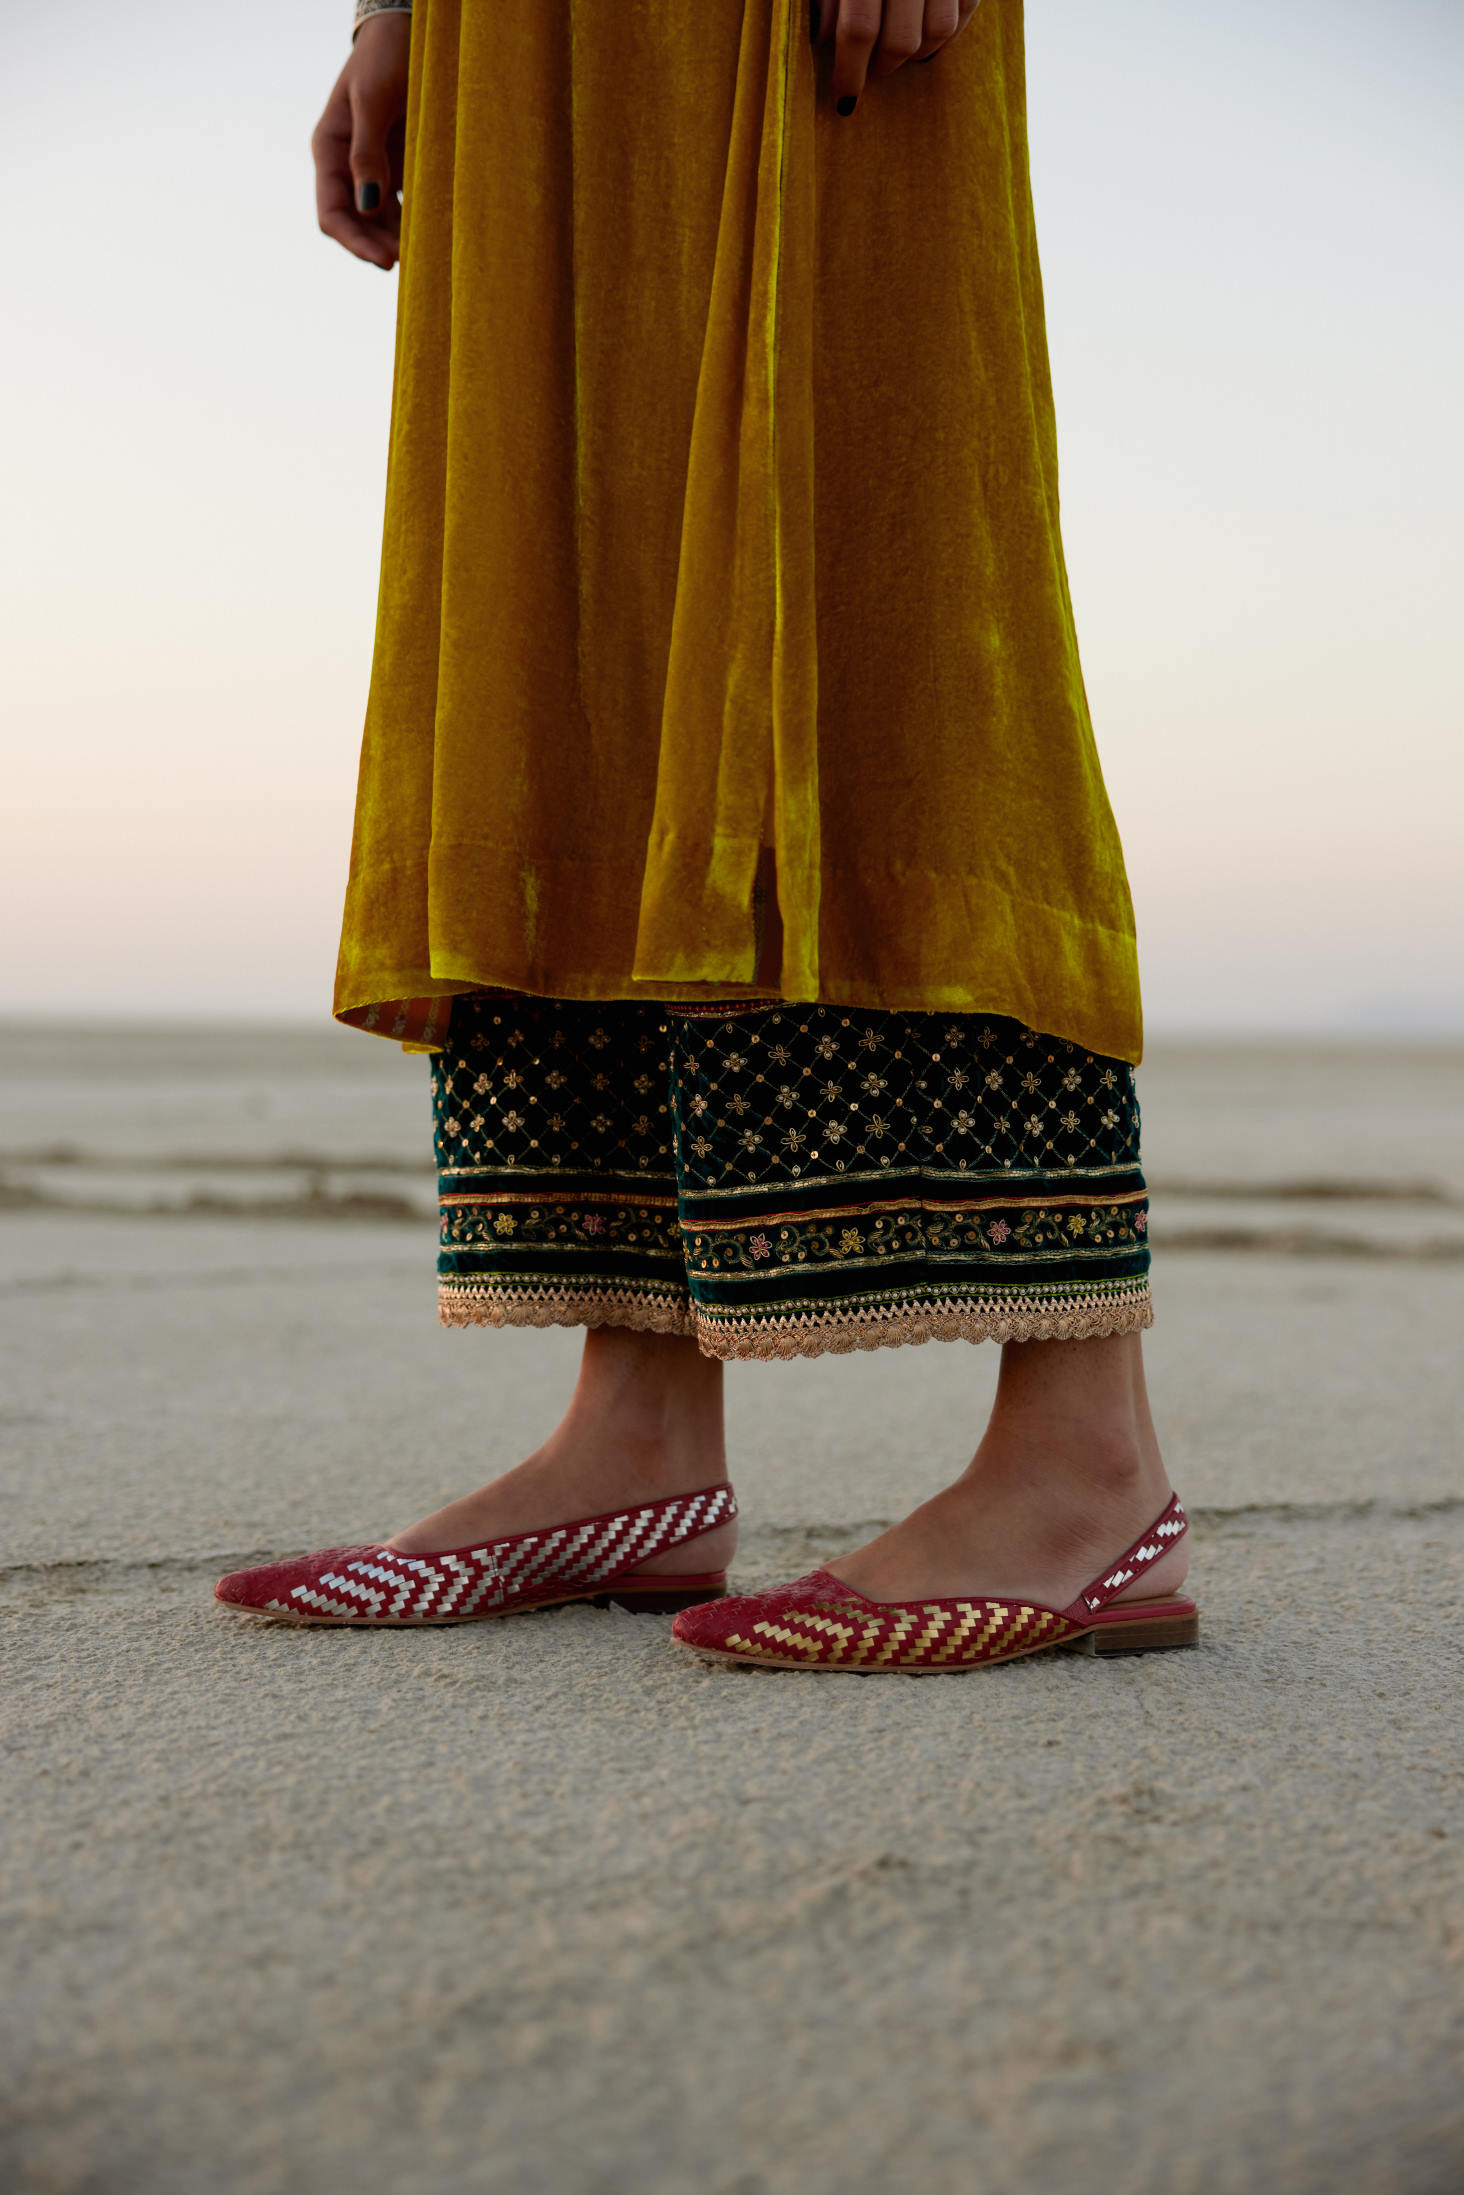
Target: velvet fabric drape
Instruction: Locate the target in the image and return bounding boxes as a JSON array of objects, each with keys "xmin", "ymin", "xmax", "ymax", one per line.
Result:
[{"xmin": 334, "ymin": 0, "xmax": 1143, "ymax": 1064}]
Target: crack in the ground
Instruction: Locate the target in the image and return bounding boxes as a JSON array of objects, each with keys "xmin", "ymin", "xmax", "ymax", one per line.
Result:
[
  {"xmin": 5, "ymin": 1154, "xmax": 1461, "ymax": 1205},
  {"xmin": 4, "ymin": 1497, "xmax": 1461, "ymax": 1582},
  {"xmin": 5, "ymin": 1234, "xmax": 1463, "ymax": 1296},
  {"xmin": 0, "ymin": 1147, "xmax": 434, "ymax": 1175},
  {"xmin": 1150, "ymin": 1177, "xmax": 1464, "ymax": 1209},
  {"xmin": 0, "ymin": 1260, "xmax": 427, "ymax": 1298},
  {"xmin": 0, "ymin": 1188, "xmax": 434, "ymax": 1225},
  {"xmin": 1158, "ymin": 1230, "xmax": 1464, "ymax": 1261}
]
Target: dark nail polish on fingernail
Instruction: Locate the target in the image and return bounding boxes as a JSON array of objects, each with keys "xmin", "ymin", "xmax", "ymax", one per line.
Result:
[
  {"xmin": 836, "ymin": 95, "xmax": 857, "ymax": 116},
  {"xmin": 357, "ymin": 181, "xmax": 380, "ymax": 213}
]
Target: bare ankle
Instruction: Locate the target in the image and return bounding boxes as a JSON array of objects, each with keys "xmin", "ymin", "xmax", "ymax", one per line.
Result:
[
  {"xmin": 386, "ymin": 1325, "xmax": 728, "ymax": 1555},
  {"xmin": 983, "ymin": 1329, "xmax": 1167, "ymax": 1498},
  {"xmin": 566, "ymin": 1327, "xmax": 724, "ymax": 1461}
]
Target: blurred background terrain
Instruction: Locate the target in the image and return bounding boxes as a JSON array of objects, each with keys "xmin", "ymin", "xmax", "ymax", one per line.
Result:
[{"xmin": 3, "ymin": 0, "xmax": 1463, "ymax": 1035}]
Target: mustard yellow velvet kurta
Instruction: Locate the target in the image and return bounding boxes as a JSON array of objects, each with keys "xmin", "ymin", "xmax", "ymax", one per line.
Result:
[{"xmin": 334, "ymin": 0, "xmax": 1143, "ymax": 1065}]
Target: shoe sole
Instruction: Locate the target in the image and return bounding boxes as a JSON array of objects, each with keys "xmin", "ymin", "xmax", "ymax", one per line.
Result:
[
  {"xmin": 1060, "ymin": 1610, "xmax": 1201, "ymax": 1656},
  {"xmin": 674, "ymin": 1604, "xmax": 1200, "ymax": 1674},
  {"xmin": 215, "ymin": 1581, "xmax": 726, "ymax": 1627}
]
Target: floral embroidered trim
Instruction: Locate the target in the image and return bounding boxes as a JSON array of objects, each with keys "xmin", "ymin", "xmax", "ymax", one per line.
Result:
[
  {"xmin": 440, "ymin": 1190, "xmax": 681, "ymax": 1263},
  {"xmin": 684, "ymin": 1192, "xmax": 1149, "ymax": 1280}
]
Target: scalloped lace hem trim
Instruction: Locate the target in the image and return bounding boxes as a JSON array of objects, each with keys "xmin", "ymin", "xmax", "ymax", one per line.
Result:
[
  {"xmin": 690, "ymin": 1285, "xmax": 1153, "ymax": 1361},
  {"xmin": 439, "ymin": 1283, "xmax": 695, "ymax": 1338},
  {"xmin": 438, "ymin": 1279, "xmax": 1152, "ymax": 1359}
]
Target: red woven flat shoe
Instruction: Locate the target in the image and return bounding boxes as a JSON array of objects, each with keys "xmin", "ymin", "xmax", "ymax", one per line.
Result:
[
  {"xmin": 214, "ymin": 1483, "xmax": 737, "ymax": 1626},
  {"xmin": 671, "ymin": 1495, "xmax": 1196, "ymax": 1673}
]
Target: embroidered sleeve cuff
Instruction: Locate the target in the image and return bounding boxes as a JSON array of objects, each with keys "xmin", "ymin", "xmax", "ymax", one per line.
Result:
[{"xmin": 353, "ymin": 0, "xmax": 411, "ymax": 40}]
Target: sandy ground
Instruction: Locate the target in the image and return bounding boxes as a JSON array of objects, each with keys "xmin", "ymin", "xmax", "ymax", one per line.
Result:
[{"xmin": 2, "ymin": 1030, "xmax": 1463, "ymax": 2194}]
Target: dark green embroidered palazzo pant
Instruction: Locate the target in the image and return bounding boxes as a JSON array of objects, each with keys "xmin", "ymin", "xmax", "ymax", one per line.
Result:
[{"xmin": 432, "ymin": 997, "xmax": 1151, "ymax": 1361}]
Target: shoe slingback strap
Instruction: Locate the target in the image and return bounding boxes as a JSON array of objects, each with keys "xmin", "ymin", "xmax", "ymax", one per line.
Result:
[{"xmin": 1057, "ymin": 1494, "xmax": 1188, "ymax": 1624}]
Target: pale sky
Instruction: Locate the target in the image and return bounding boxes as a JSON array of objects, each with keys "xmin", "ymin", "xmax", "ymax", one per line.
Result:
[{"xmin": 5, "ymin": 0, "xmax": 1462, "ymax": 1034}]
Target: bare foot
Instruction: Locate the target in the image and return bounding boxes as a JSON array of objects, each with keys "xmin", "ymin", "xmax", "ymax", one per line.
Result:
[
  {"xmin": 828, "ymin": 1331, "xmax": 1189, "ymax": 1609},
  {"xmin": 385, "ymin": 1327, "xmax": 737, "ymax": 1577}
]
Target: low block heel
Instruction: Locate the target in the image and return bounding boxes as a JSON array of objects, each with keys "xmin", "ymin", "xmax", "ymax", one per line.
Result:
[{"xmin": 1063, "ymin": 1611, "xmax": 1201, "ymax": 1656}]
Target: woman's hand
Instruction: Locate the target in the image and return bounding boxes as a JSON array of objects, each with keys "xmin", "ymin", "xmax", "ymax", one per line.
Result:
[
  {"xmin": 815, "ymin": 0, "xmax": 982, "ymax": 110},
  {"xmin": 311, "ymin": 12, "xmax": 411, "ymax": 270}
]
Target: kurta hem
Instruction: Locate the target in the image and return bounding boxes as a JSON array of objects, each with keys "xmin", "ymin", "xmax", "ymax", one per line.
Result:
[{"xmin": 335, "ymin": 859, "xmax": 1141, "ymax": 1063}]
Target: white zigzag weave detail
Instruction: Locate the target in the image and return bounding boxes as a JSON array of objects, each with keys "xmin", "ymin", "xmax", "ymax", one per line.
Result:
[{"xmin": 277, "ymin": 1487, "xmax": 735, "ymax": 1622}]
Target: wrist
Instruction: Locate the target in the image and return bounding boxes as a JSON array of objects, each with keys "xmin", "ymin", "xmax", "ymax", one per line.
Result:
[{"xmin": 352, "ymin": 1, "xmax": 411, "ymax": 42}]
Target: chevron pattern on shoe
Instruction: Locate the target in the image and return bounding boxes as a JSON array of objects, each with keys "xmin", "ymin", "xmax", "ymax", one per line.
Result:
[
  {"xmin": 215, "ymin": 1485, "xmax": 737, "ymax": 1624},
  {"xmin": 710, "ymin": 1576, "xmax": 1082, "ymax": 1670}
]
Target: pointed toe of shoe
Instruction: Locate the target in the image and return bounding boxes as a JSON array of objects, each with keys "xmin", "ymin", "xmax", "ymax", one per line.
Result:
[
  {"xmin": 214, "ymin": 1548, "xmax": 374, "ymax": 1617},
  {"xmin": 213, "ymin": 1567, "xmax": 259, "ymax": 1608},
  {"xmin": 670, "ymin": 1595, "xmax": 738, "ymax": 1650},
  {"xmin": 672, "ymin": 1570, "xmax": 845, "ymax": 1659},
  {"xmin": 214, "ymin": 1563, "xmax": 281, "ymax": 1610}
]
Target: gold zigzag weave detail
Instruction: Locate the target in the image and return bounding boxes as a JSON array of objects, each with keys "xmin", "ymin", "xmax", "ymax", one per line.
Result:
[{"xmin": 723, "ymin": 1598, "xmax": 1074, "ymax": 1669}]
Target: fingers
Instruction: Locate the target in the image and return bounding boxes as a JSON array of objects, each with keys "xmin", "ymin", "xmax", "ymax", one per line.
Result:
[
  {"xmin": 825, "ymin": 0, "xmax": 881, "ymax": 111},
  {"xmin": 821, "ymin": 0, "xmax": 981, "ymax": 110},
  {"xmin": 348, "ymin": 75, "xmax": 397, "ymax": 227},
  {"xmin": 915, "ymin": 0, "xmax": 965, "ymax": 60},
  {"xmin": 867, "ymin": 0, "xmax": 927, "ymax": 81},
  {"xmin": 314, "ymin": 67, "xmax": 397, "ymax": 267},
  {"xmin": 312, "ymin": 15, "xmax": 409, "ymax": 269}
]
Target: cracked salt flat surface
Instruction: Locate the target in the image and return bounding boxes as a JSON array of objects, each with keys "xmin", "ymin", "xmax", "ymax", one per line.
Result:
[
  {"xmin": 2, "ymin": 1029, "xmax": 1462, "ymax": 2193},
  {"xmin": 4, "ymin": 1517, "xmax": 1462, "ymax": 2195}
]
